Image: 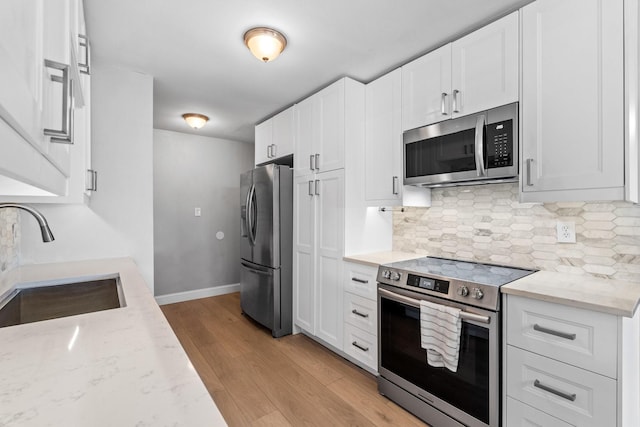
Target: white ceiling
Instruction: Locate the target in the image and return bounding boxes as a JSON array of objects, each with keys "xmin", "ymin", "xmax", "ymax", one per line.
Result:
[{"xmin": 84, "ymin": 0, "xmax": 532, "ymax": 143}]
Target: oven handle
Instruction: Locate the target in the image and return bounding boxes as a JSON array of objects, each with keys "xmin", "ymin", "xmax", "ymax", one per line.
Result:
[{"xmin": 378, "ymin": 287, "xmax": 491, "ymax": 324}]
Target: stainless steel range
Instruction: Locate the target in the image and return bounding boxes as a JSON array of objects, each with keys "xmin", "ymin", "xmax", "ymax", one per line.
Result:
[{"xmin": 377, "ymin": 256, "xmax": 535, "ymax": 427}]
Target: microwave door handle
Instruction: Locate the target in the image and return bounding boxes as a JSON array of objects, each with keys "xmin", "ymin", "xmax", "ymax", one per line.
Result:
[{"xmin": 474, "ymin": 114, "xmax": 487, "ymax": 177}]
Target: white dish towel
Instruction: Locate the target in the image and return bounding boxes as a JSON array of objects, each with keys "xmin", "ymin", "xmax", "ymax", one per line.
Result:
[{"xmin": 420, "ymin": 299, "xmax": 462, "ymax": 372}]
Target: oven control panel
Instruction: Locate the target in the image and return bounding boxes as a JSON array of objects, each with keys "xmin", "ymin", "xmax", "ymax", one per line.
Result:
[{"xmin": 407, "ymin": 274, "xmax": 449, "ymax": 294}]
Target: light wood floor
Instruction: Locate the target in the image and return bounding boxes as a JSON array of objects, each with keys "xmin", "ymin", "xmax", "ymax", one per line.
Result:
[{"xmin": 161, "ymin": 292, "xmax": 427, "ymax": 427}]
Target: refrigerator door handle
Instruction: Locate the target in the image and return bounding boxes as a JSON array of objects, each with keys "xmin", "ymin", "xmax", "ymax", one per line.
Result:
[
  {"xmin": 241, "ymin": 260, "xmax": 273, "ymax": 276},
  {"xmin": 247, "ymin": 185, "xmax": 257, "ymax": 246},
  {"xmin": 241, "ymin": 185, "xmax": 252, "ymax": 238}
]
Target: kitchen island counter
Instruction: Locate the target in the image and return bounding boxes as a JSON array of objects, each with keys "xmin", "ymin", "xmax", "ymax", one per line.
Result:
[{"xmin": 0, "ymin": 258, "xmax": 226, "ymax": 426}]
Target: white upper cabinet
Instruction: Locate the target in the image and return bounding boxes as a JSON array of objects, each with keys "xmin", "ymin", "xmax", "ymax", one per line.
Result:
[
  {"xmin": 402, "ymin": 11, "xmax": 518, "ymax": 131},
  {"xmin": 0, "ymin": 0, "xmax": 92, "ymax": 201},
  {"xmin": 254, "ymin": 105, "xmax": 294, "ymax": 165},
  {"xmin": 401, "ymin": 44, "xmax": 452, "ymax": 131},
  {"xmin": 520, "ymin": 0, "xmax": 624, "ymax": 202},
  {"xmin": 365, "ymin": 69, "xmax": 431, "ymax": 207},
  {"xmin": 295, "ymin": 79, "xmax": 346, "ymax": 176},
  {"xmin": 451, "ymin": 11, "xmax": 519, "ymax": 118},
  {"xmin": 365, "ymin": 69, "xmax": 403, "ymax": 204}
]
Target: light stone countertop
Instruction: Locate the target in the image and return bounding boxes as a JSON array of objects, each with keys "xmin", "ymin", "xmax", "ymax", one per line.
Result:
[
  {"xmin": 343, "ymin": 251, "xmax": 424, "ymax": 268},
  {"xmin": 502, "ymin": 270, "xmax": 640, "ymax": 318},
  {"xmin": 0, "ymin": 258, "xmax": 227, "ymax": 427}
]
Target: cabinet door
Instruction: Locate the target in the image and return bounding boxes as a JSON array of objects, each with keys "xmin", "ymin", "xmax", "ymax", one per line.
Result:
[
  {"xmin": 0, "ymin": 0, "xmax": 67, "ymax": 196},
  {"xmin": 521, "ymin": 0, "xmax": 624, "ymax": 199},
  {"xmin": 316, "ymin": 79, "xmax": 345, "ymax": 173},
  {"xmin": 293, "ymin": 175, "xmax": 316, "ymax": 333},
  {"xmin": 401, "ymin": 44, "xmax": 452, "ymax": 131},
  {"xmin": 365, "ymin": 69, "xmax": 402, "ymax": 205},
  {"xmin": 254, "ymin": 119, "xmax": 272, "ymax": 165},
  {"xmin": 272, "ymin": 106, "xmax": 294, "ymax": 158},
  {"xmin": 314, "ymin": 169, "xmax": 344, "ymax": 349},
  {"xmin": 451, "ymin": 11, "xmax": 518, "ymax": 118},
  {"xmin": 294, "ymin": 95, "xmax": 317, "ymax": 176}
]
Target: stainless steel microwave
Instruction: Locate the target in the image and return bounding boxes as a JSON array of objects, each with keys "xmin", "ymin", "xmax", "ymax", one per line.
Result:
[{"xmin": 404, "ymin": 103, "xmax": 518, "ymax": 187}]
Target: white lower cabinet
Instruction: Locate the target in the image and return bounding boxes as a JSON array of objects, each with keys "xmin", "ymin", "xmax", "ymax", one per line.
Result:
[
  {"xmin": 293, "ymin": 170, "xmax": 345, "ymax": 350},
  {"xmin": 343, "ymin": 323, "xmax": 377, "ymax": 372},
  {"xmin": 506, "ymin": 346, "xmax": 616, "ymax": 426},
  {"xmin": 506, "ymin": 397, "xmax": 573, "ymax": 427},
  {"xmin": 504, "ymin": 294, "xmax": 640, "ymax": 427},
  {"xmin": 341, "ymin": 262, "xmax": 379, "ymax": 373}
]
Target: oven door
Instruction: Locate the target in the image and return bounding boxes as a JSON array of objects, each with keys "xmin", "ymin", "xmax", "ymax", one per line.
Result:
[{"xmin": 378, "ymin": 284, "xmax": 500, "ymax": 427}]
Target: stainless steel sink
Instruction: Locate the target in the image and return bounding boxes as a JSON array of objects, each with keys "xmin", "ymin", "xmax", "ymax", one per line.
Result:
[{"xmin": 0, "ymin": 277, "xmax": 125, "ymax": 328}]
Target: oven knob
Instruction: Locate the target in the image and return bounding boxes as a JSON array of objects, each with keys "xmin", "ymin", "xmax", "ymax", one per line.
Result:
[
  {"xmin": 390, "ymin": 271, "xmax": 402, "ymax": 281},
  {"xmin": 457, "ymin": 286, "xmax": 469, "ymax": 297},
  {"xmin": 382, "ymin": 269, "xmax": 391, "ymax": 279},
  {"xmin": 471, "ymin": 287, "xmax": 484, "ymax": 300}
]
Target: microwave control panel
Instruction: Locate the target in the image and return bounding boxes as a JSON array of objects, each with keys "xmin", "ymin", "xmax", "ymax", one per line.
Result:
[{"xmin": 486, "ymin": 119, "xmax": 513, "ymax": 168}]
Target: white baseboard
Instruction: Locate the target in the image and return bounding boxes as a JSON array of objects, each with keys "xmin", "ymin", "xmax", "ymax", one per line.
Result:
[{"xmin": 155, "ymin": 283, "xmax": 240, "ymax": 305}]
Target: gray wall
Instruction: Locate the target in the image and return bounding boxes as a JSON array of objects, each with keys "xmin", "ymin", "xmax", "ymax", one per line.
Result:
[
  {"xmin": 153, "ymin": 129, "xmax": 254, "ymax": 297},
  {"xmin": 21, "ymin": 64, "xmax": 155, "ymax": 289}
]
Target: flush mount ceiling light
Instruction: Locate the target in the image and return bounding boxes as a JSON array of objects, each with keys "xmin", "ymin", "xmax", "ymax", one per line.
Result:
[
  {"xmin": 182, "ymin": 113, "xmax": 209, "ymax": 129},
  {"xmin": 243, "ymin": 27, "xmax": 287, "ymax": 62}
]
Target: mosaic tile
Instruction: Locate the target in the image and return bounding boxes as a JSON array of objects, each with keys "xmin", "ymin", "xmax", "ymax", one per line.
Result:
[
  {"xmin": 393, "ymin": 182, "xmax": 640, "ymax": 281},
  {"xmin": 0, "ymin": 208, "xmax": 20, "ymax": 274}
]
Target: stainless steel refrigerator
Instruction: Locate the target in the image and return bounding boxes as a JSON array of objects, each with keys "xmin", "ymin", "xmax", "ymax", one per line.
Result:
[{"xmin": 240, "ymin": 164, "xmax": 293, "ymax": 337}]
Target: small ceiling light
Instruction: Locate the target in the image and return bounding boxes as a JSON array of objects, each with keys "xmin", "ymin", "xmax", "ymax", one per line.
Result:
[
  {"xmin": 243, "ymin": 27, "xmax": 287, "ymax": 63},
  {"xmin": 182, "ymin": 113, "xmax": 209, "ymax": 129}
]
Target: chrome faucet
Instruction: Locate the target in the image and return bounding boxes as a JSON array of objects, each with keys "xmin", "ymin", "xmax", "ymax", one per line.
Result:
[{"xmin": 0, "ymin": 203, "xmax": 54, "ymax": 242}]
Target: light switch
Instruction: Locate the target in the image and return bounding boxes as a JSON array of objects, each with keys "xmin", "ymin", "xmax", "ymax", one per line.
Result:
[{"xmin": 194, "ymin": 207, "xmax": 201, "ymax": 217}]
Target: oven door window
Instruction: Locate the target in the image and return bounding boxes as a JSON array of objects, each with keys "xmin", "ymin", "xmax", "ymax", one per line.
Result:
[{"xmin": 380, "ymin": 297, "xmax": 490, "ymax": 424}]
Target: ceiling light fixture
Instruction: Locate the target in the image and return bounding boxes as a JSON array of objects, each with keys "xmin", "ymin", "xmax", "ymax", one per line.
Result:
[
  {"xmin": 182, "ymin": 113, "xmax": 209, "ymax": 129},
  {"xmin": 243, "ymin": 27, "xmax": 287, "ymax": 63}
]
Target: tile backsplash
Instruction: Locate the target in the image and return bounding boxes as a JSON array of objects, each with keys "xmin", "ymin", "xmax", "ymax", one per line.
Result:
[
  {"xmin": 393, "ymin": 183, "xmax": 640, "ymax": 282},
  {"xmin": 0, "ymin": 208, "xmax": 20, "ymax": 274}
]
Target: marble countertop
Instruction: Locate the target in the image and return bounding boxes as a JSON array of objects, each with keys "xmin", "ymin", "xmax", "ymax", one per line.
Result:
[
  {"xmin": 0, "ymin": 258, "xmax": 227, "ymax": 426},
  {"xmin": 502, "ymin": 270, "xmax": 640, "ymax": 318},
  {"xmin": 343, "ymin": 251, "xmax": 424, "ymax": 267}
]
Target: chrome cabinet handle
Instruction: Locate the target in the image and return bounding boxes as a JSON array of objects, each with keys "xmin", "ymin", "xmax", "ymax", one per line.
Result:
[
  {"xmin": 314, "ymin": 179, "xmax": 320, "ymax": 195},
  {"xmin": 441, "ymin": 92, "xmax": 448, "ymax": 115},
  {"xmin": 267, "ymin": 144, "xmax": 272, "ymax": 158},
  {"xmin": 452, "ymin": 89, "xmax": 460, "ymax": 113},
  {"xmin": 271, "ymin": 144, "xmax": 277, "ymax": 157},
  {"xmin": 351, "ymin": 309, "xmax": 369, "ymax": 318},
  {"xmin": 533, "ymin": 324, "xmax": 576, "ymax": 340},
  {"xmin": 474, "ymin": 114, "xmax": 486, "ymax": 177},
  {"xmin": 315, "ymin": 153, "xmax": 320, "ymax": 170},
  {"xmin": 392, "ymin": 176, "xmax": 399, "ymax": 195},
  {"xmin": 351, "ymin": 277, "xmax": 369, "ymax": 284},
  {"xmin": 86, "ymin": 169, "xmax": 97, "ymax": 191},
  {"xmin": 78, "ymin": 34, "xmax": 91, "ymax": 75},
  {"xmin": 310, "ymin": 154, "xmax": 315, "ymax": 171},
  {"xmin": 352, "ymin": 341, "xmax": 369, "ymax": 352},
  {"xmin": 44, "ymin": 59, "xmax": 74, "ymax": 144},
  {"xmin": 533, "ymin": 379, "xmax": 576, "ymax": 402},
  {"xmin": 308, "ymin": 180, "xmax": 314, "ymax": 196},
  {"xmin": 526, "ymin": 158, "xmax": 534, "ymax": 186}
]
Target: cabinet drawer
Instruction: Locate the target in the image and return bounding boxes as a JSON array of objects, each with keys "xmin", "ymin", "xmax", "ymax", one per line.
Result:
[
  {"xmin": 344, "ymin": 323, "xmax": 378, "ymax": 372},
  {"xmin": 506, "ymin": 295, "xmax": 617, "ymax": 378},
  {"xmin": 343, "ymin": 291, "xmax": 377, "ymax": 335},
  {"xmin": 344, "ymin": 262, "xmax": 378, "ymax": 300},
  {"xmin": 506, "ymin": 346, "xmax": 616, "ymax": 427},
  {"xmin": 506, "ymin": 397, "xmax": 572, "ymax": 427}
]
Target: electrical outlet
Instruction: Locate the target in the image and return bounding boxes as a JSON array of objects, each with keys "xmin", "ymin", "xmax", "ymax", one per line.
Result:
[
  {"xmin": 194, "ymin": 207, "xmax": 201, "ymax": 217},
  {"xmin": 556, "ymin": 221, "xmax": 576, "ymax": 243}
]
